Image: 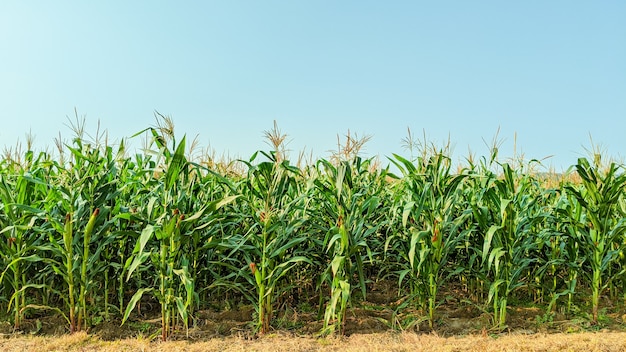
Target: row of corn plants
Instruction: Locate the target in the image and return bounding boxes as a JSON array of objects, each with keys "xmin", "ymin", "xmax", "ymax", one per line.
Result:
[{"xmin": 1, "ymin": 121, "xmax": 626, "ymax": 339}]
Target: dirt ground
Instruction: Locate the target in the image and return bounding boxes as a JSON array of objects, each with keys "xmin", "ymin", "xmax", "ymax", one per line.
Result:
[
  {"xmin": 1, "ymin": 303, "xmax": 625, "ymax": 352},
  {"xmin": 1, "ymin": 281, "xmax": 625, "ymax": 351}
]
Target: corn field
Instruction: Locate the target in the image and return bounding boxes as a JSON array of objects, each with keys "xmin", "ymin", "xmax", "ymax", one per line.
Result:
[{"xmin": 1, "ymin": 119, "xmax": 626, "ymax": 340}]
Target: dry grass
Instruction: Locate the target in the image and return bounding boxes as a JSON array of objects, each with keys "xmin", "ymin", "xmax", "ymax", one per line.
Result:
[{"xmin": 2, "ymin": 331, "xmax": 626, "ymax": 352}]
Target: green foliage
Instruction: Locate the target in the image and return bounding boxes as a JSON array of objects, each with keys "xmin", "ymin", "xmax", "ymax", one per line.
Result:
[
  {"xmin": 388, "ymin": 152, "xmax": 470, "ymax": 328},
  {"xmin": 561, "ymin": 158, "xmax": 626, "ymax": 323},
  {"xmin": 1, "ymin": 120, "xmax": 626, "ymax": 338}
]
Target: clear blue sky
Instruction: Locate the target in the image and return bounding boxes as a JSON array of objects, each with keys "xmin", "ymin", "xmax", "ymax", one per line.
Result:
[{"xmin": 1, "ymin": 1, "xmax": 625, "ymax": 171}]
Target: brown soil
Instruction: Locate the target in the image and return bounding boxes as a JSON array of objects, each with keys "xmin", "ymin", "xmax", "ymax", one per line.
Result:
[{"xmin": 3, "ymin": 281, "xmax": 626, "ymax": 347}]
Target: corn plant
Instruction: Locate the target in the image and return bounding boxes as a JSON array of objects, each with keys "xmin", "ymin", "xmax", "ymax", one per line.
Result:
[
  {"xmin": 470, "ymin": 162, "xmax": 550, "ymax": 329},
  {"xmin": 0, "ymin": 151, "xmax": 50, "ymax": 329},
  {"xmin": 122, "ymin": 131, "xmax": 237, "ymax": 340},
  {"xmin": 562, "ymin": 158, "xmax": 626, "ymax": 323},
  {"xmin": 110, "ymin": 151, "xmax": 159, "ymax": 317},
  {"xmin": 389, "ymin": 152, "xmax": 470, "ymax": 328},
  {"xmin": 533, "ymin": 188, "xmax": 578, "ymax": 314},
  {"xmin": 233, "ymin": 151, "xmax": 312, "ymax": 334},
  {"xmin": 1, "ymin": 137, "xmax": 119, "ymax": 333},
  {"xmin": 313, "ymin": 157, "xmax": 387, "ymax": 335}
]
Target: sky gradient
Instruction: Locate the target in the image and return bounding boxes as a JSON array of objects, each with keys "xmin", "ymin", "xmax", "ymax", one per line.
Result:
[{"xmin": 1, "ymin": 1, "xmax": 625, "ymax": 171}]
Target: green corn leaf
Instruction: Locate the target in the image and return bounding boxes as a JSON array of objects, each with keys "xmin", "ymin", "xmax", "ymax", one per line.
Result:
[
  {"xmin": 121, "ymin": 288, "xmax": 154, "ymax": 325},
  {"xmin": 330, "ymin": 256, "xmax": 345, "ymax": 276},
  {"xmin": 482, "ymin": 225, "xmax": 501, "ymax": 263},
  {"xmin": 125, "ymin": 251, "xmax": 151, "ymax": 281}
]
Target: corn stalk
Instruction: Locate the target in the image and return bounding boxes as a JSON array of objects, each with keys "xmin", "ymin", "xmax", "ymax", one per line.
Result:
[
  {"xmin": 562, "ymin": 158, "xmax": 626, "ymax": 323},
  {"xmin": 389, "ymin": 153, "xmax": 470, "ymax": 328}
]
